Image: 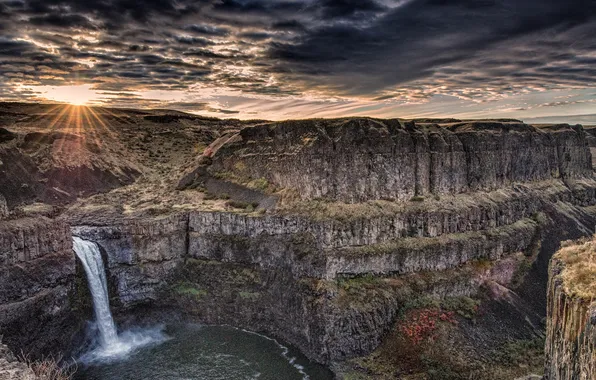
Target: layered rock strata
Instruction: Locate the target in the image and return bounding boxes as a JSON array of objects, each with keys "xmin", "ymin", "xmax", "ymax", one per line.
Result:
[
  {"xmin": 2, "ymin": 116, "xmax": 596, "ymax": 375},
  {"xmin": 0, "ymin": 218, "xmax": 76, "ymax": 357},
  {"xmin": 70, "ymin": 177, "xmax": 596, "ymax": 363},
  {"xmin": 207, "ymin": 119, "xmax": 592, "ymax": 203}
]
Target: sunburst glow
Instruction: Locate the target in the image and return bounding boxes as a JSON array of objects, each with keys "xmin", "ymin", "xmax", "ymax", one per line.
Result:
[{"xmin": 25, "ymin": 84, "xmax": 104, "ymax": 106}]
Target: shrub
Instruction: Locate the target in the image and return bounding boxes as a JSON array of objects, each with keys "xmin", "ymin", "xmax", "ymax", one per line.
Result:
[
  {"xmin": 248, "ymin": 177, "xmax": 269, "ymax": 191},
  {"xmin": 440, "ymin": 296, "xmax": 480, "ymax": 319},
  {"xmin": 398, "ymin": 308, "xmax": 457, "ymax": 345},
  {"xmin": 21, "ymin": 353, "xmax": 77, "ymax": 380}
]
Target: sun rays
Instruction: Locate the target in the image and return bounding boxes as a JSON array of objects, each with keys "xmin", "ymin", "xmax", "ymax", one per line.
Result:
[{"xmin": 23, "ymin": 104, "xmax": 132, "ymax": 166}]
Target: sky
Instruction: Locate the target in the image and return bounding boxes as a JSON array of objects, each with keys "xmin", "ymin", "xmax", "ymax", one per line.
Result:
[{"xmin": 0, "ymin": 0, "xmax": 595, "ymax": 121}]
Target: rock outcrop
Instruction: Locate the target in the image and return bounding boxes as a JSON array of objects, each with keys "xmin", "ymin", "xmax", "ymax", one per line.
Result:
[
  {"xmin": 72, "ymin": 214, "xmax": 188, "ymax": 307},
  {"xmin": 0, "ymin": 343, "xmax": 37, "ymax": 380},
  {"xmin": 545, "ymin": 238, "xmax": 596, "ymax": 380},
  {"xmin": 0, "ymin": 194, "xmax": 7, "ymax": 219},
  {"xmin": 207, "ymin": 119, "xmax": 592, "ymax": 202},
  {"xmin": 0, "ymin": 217, "xmax": 76, "ymax": 357}
]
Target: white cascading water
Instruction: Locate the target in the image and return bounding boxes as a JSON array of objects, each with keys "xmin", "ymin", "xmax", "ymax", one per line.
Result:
[
  {"xmin": 72, "ymin": 237, "xmax": 119, "ymax": 348},
  {"xmin": 73, "ymin": 237, "xmax": 166, "ymax": 364}
]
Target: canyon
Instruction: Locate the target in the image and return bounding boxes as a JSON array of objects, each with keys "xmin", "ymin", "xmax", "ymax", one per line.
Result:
[{"xmin": 1, "ymin": 102, "xmax": 595, "ymax": 379}]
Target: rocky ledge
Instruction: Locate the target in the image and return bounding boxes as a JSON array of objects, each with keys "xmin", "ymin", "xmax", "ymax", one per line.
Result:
[
  {"xmin": 545, "ymin": 237, "xmax": 596, "ymax": 380},
  {"xmin": 2, "ymin": 111, "xmax": 596, "ymax": 379}
]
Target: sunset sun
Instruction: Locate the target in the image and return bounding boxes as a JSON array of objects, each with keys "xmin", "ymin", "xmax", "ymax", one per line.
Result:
[{"xmin": 25, "ymin": 84, "xmax": 103, "ymax": 106}]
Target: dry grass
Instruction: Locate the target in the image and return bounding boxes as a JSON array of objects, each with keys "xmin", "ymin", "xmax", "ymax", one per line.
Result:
[
  {"xmin": 20, "ymin": 352, "xmax": 77, "ymax": 380},
  {"xmin": 555, "ymin": 235, "xmax": 596, "ymax": 299}
]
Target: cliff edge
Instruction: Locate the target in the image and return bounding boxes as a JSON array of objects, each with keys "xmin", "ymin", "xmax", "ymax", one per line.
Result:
[{"xmin": 545, "ymin": 237, "xmax": 596, "ymax": 379}]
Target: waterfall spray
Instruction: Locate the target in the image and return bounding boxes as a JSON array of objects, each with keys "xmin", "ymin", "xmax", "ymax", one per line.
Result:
[{"xmin": 72, "ymin": 236, "xmax": 166, "ymax": 364}]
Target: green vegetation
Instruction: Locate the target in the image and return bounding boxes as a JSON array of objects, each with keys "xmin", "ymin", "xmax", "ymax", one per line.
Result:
[
  {"xmin": 247, "ymin": 177, "xmax": 269, "ymax": 191},
  {"xmin": 440, "ymin": 296, "xmax": 480, "ymax": 319},
  {"xmin": 238, "ymin": 291, "xmax": 261, "ymax": 300},
  {"xmin": 398, "ymin": 296, "xmax": 480, "ymax": 320},
  {"xmin": 493, "ymin": 337, "xmax": 545, "ymax": 367},
  {"xmin": 226, "ymin": 200, "xmax": 259, "ymax": 210},
  {"xmin": 174, "ymin": 282, "xmax": 207, "ymax": 299},
  {"xmin": 337, "ymin": 273, "xmax": 381, "ymax": 291}
]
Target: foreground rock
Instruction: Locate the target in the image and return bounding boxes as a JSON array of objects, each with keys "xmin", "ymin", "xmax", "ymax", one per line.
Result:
[
  {"xmin": 545, "ymin": 238, "xmax": 596, "ymax": 380},
  {"xmin": 0, "ymin": 343, "xmax": 37, "ymax": 380}
]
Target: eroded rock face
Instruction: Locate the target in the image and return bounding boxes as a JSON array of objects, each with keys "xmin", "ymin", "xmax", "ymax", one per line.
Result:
[
  {"xmin": 0, "ymin": 131, "xmax": 141, "ymax": 209},
  {"xmin": 0, "ymin": 218, "xmax": 76, "ymax": 357},
  {"xmin": 72, "ymin": 213, "xmax": 188, "ymax": 307},
  {"xmin": 208, "ymin": 119, "xmax": 592, "ymax": 203},
  {"xmin": 0, "ymin": 194, "xmax": 7, "ymax": 219},
  {"xmin": 68, "ymin": 178, "xmax": 596, "ymax": 364},
  {"xmin": 2, "ymin": 114, "xmax": 595, "ymax": 375},
  {"xmin": 545, "ymin": 252, "xmax": 596, "ymax": 379}
]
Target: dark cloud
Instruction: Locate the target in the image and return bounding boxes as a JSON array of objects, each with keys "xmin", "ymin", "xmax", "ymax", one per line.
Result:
[
  {"xmin": 0, "ymin": 0, "xmax": 593, "ymax": 107},
  {"xmin": 174, "ymin": 35, "xmax": 217, "ymax": 46},
  {"xmin": 317, "ymin": 0, "xmax": 385, "ymax": 19},
  {"xmin": 265, "ymin": 0, "xmax": 596, "ymax": 97},
  {"xmin": 28, "ymin": 13, "xmax": 97, "ymax": 29},
  {"xmin": 270, "ymin": 20, "xmax": 305, "ymax": 31},
  {"xmin": 185, "ymin": 24, "xmax": 231, "ymax": 37}
]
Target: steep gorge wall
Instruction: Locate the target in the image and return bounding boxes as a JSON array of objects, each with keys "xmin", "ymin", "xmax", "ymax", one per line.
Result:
[
  {"xmin": 1, "ymin": 117, "xmax": 595, "ymax": 370},
  {"xmin": 545, "ymin": 254, "xmax": 596, "ymax": 379},
  {"xmin": 208, "ymin": 120, "xmax": 592, "ymax": 202},
  {"xmin": 0, "ymin": 217, "xmax": 76, "ymax": 357},
  {"xmin": 70, "ymin": 177, "xmax": 596, "ymax": 364},
  {"xmin": 72, "ymin": 213, "xmax": 188, "ymax": 307}
]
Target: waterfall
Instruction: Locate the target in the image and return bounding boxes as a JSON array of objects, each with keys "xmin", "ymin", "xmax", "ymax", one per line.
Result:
[
  {"xmin": 72, "ymin": 236, "xmax": 167, "ymax": 364},
  {"xmin": 72, "ymin": 237, "xmax": 119, "ymax": 348}
]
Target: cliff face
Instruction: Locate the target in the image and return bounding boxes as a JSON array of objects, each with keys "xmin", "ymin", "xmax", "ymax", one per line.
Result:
[
  {"xmin": 0, "ymin": 217, "xmax": 76, "ymax": 357},
  {"xmin": 69, "ymin": 176, "xmax": 596, "ymax": 365},
  {"xmin": 72, "ymin": 213, "xmax": 188, "ymax": 307},
  {"xmin": 208, "ymin": 119, "xmax": 592, "ymax": 203},
  {"xmin": 545, "ymin": 241, "xmax": 596, "ymax": 380}
]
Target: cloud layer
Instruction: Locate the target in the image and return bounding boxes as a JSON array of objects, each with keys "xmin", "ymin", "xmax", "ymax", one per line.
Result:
[{"xmin": 0, "ymin": 0, "xmax": 594, "ymax": 119}]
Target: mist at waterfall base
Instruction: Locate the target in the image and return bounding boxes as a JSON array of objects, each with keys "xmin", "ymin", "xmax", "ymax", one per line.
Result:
[{"xmin": 73, "ymin": 237, "xmax": 168, "ymax": 365}]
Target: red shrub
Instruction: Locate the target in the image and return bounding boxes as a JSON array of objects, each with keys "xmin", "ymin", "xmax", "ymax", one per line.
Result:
[{"xmin": 399, "ymin": 308, "xmax": 457, "ymax": 345}]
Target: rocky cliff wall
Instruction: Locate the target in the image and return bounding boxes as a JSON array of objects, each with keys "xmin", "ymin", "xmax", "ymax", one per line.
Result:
[
  {"xmin": 0, "ymin": 217, "xmax": 76, "ymax": 357},
  {"xmin": 72, "ymin": 213, "xmax": 188, "ymax": 307},
  {"xmin": 68, "ymin": 177, "xmax": 596, "ymax": 364},
  {"xmin": 208, "ymin": 119, "xmax": 592, "ymax": 203},
  {"xmin": 545, "ymin": 245, "xmax": 596, "ymax": 380}
]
